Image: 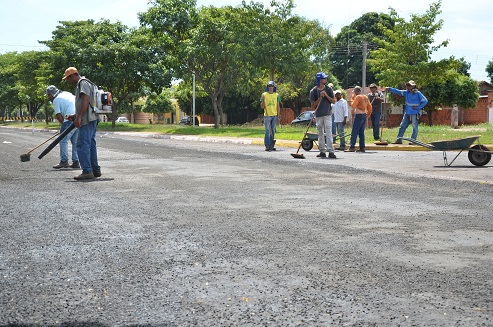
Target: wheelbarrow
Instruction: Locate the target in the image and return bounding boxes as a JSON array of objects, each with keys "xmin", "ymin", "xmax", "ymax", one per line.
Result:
[
  {"xmin": 301, "ymin": 132, "xmax": 351, "ymax": 151},
  {"xmin": 400, "ymin": 135, "xmax": 492, "ymax": 166}
]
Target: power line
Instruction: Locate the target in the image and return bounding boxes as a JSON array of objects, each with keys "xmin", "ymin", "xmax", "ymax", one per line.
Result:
[{"xmin": 0, "ymin": 43, "xmax": 45, "ymax": 48}]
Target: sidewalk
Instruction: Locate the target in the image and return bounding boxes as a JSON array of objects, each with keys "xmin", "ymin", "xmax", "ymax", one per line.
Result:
[
  {"xmin": 102, "ymin": 131, "xmax": 493, "ymax": 152},
  {"xmin": 164, "ymin": 135, "xmax": 436, "ymax": 151}
]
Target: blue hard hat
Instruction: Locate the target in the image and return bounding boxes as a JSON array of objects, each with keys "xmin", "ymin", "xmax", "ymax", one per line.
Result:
[
  {"xmin": 266, "ymin": 81, "xmax": 277, "ymax": 92},
  {"xmin": 315, "ymin": 72, "xmax": 327, "ymax": 86}
]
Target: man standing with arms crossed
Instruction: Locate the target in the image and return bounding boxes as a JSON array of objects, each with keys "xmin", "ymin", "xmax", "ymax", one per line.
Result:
[
  {"xmin": 62, "ymin": 67, "xmax": 101, "ymax": 180},
  {"xmin": 368, "ymin": 83, "xmax": 384, "ymax": 141},
  {"xmin": 309, "ymin": 72, "xmax": 336, "ymax": 159}
]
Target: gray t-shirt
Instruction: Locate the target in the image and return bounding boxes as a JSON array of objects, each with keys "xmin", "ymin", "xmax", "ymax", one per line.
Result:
[
  {"xmin": 368, "ymin": 92, "xmax": 383, "ymax": 115},
  {"xmin": 75, "ymin": 78, "xmax": 99, "ymax": 125},
  {"xmin": 309, "ymin": 85, "xmax": 334, "ymax": 117}
]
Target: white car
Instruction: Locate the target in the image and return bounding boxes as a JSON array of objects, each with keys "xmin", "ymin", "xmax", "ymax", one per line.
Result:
[{"xmin": 115, "ymin": 117, "xmax": 129, "ymax": 123}]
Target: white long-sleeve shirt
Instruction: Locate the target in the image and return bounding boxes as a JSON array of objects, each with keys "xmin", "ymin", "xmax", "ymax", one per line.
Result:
[{"xmin": 332, "ymin": 98, "xmax": 348, "ymax": 123}]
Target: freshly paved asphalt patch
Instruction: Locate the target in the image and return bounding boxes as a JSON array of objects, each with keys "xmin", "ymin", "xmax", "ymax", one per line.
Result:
[{"xmin": 1, "ymin": 127, "xmax": 492, "ymax": 326}]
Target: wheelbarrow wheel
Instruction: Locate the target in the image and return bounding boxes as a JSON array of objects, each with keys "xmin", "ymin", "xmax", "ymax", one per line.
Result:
[
  {"xmin": 301, "ymin": 139, "xmax": 313, "ymax": 151},
  {"xmin": 468, "ymin": 144, "xmax": 491, "ymax": 166}
]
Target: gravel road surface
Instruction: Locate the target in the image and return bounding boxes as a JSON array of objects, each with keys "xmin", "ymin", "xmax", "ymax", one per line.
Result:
[{"xmin": 1, "ymin": 127, "xmax": 492, "ymax": 326}]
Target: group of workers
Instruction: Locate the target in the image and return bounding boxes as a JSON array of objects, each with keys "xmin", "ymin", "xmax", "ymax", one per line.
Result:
[{"xmin": 260, "ymin": 73, "xmax": 428, "ymax": 157}]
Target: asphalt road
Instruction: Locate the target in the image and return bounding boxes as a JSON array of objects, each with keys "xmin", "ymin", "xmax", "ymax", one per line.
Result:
[{"xmin": 1, "ymin": 127, "xmax": 492, "ymax": 326}]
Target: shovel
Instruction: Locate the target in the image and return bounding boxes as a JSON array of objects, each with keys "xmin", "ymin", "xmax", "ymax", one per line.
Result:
[
  {"xmin": 374, "ymin": 90, "xmax": 389, "ymax": 145},
  {"xmin": 20, "ymin": 131, "xmax": 60, "ymax": 162}
]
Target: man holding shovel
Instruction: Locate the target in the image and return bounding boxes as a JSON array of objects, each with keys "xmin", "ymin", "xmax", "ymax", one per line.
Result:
[
  {"xmin": 309, "ymin": 72, "xmax": 336, "ymax": 158},
  {"xmin": 46, "ymin": 85, "xmax": 79, "ymax": 169},
  {"xmin": 367, "ymin": 83, "xmax": 384, "ymax": 141},
  {"xmin": 260, "ymin": 81, "xmax": 281, "ymax": 152}
]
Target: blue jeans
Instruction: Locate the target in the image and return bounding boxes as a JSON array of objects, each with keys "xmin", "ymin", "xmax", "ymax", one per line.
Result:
[
  {"xmin": 77, "ymin": 120, "xmax": 100, "ymax": 174},
  {"xmin": 396, "ymin": 114, "xmax": 419, "ymax": 141},
  {"xmin": 350, "ymin": 114, "xmax": 366, "ymax": 149},
  {"xmin": 334, "ymin": 122, "xmax": 346, "ymax": 148},
  {"xmin": 370, "ymin": 113, "xmax": 381, "ymax": 140},
  {"xmin": 264, "ymin": 116, "xmax": 277, "ymax": 149},
  {"xmin": 59, "ymin": 121, "xmax": 79, "ymax": 163}
]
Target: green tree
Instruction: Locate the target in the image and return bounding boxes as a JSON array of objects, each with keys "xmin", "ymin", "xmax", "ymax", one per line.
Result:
[
  {"xmin": 330, "ymin": 12, "xmax": 395, "ymax": 89},
  {"xmin": 486, "ymin": 59, "xmax": 493, "ymax": 84},
  {"xmin": 368, "ymin": 1, "xmax": 477, "ymax": 125},
  {"xmin": 41, "ymin": 19, "xmax": 171, "ymax": 126},
  {"xmin": 0, "ymin": 51, "xmax": 50, "ymax": 122},
  {"xmin": 15, "ymin": 51, "xmax": 52, "ymax": 122},
  {"xmin": 173, "ymin": 80, "xmax": 211, "ymax": 116},
  {"xmin": 143, "ymin": 89, "xmax": 174, "ymax": 115},
  {"xmin": 0, "ymin": 52, "xmax": 19, "ymax": 119},
  {"xmin": 141, "ymin": 0, "xmax": 336, "ymax": 126},
  {"xmin": 369, "ymin": 1, "xmax": 455, "ymax": 85}
]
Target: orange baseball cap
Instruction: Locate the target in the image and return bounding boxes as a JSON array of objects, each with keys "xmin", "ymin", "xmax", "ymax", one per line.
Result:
[{"xmin": 62, "ymin": 67, "xmax": 78, "ymax": 80}]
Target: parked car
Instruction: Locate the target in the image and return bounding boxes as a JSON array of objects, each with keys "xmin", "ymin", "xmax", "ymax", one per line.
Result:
[
  {"xmin": 179, "ymin": 116, "xmax": 199, "ymax": 126},
  {"xmin": 115, "ymin": 117, "xmax": 129, "ymax": 123},
  {"xmin": 291, "ymin": 111, "xmax": 315, "ymax": 126}
]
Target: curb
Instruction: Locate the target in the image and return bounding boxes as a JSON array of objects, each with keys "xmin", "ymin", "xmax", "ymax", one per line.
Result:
[{"xmin": 3, "ymin": 126, "xmax": 491, "ymax": 151}]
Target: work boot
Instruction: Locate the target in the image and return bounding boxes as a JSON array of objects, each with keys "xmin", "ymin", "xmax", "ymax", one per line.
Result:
[
  {"xmin": 53, "ymin": 162, "xmax": 69, "ymax": 169},
  {"xmin": 74, "ymin": 172, "xmax": 94, "ymax": 180},
  {"xmin": 70, "ymin": 161, "xmax": 80, "ymax": 169}
]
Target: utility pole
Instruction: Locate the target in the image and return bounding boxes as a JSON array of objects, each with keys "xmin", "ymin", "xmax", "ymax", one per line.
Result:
[
  {"xmin": 192, "ymin": 71, "xmax": 196, "ymax": 127},
  {"xmin": 362, "ymin": 42, "xmax": 367, "ymax": 92}
]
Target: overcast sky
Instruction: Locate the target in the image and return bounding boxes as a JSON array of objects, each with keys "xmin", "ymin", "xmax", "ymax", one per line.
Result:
[{"xmin": 1, "ymin": 0, "xmax": 491, "ymax": 81}]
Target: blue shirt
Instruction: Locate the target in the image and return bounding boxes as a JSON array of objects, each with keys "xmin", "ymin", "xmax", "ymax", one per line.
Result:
[{"xmin": 388, "ymin": 87, "xmax": 428, "ymax": 115}]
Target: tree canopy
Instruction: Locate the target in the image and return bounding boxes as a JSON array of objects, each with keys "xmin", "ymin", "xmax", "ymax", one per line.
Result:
[
  {"xmin": 40, "ymin": 19, "xmax": 172, "ymax": 125},
  {"xmin": 0, "ymin": 0, "xmax": 484, "ymax": 127},
  {"xmin": 139, "ymin": 0, "xmax": 335, "ymax": 127},
  {"xmin": 367, "ymin": 0, "xmax": 479, "ymax": 125}
]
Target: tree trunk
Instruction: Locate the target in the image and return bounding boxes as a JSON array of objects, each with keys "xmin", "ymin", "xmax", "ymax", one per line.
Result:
[
  {"xmin": 131, "ymin": 98, "xmax": 135, "ymax": 124},
  {"xmin": 111, "ymin": 100, "xmax": 118, "ymax": 128},
  {"xmin": 218, "ymin": 92, "xmax": 225, "ymax": 125},
  {"xmin": 426, "ymin": 108, "xmax": 433, "ymax": 126},
  {"xmin": 211, "ymin": 96, "xmax": 220, "ymax": 129},
  {"xmin": 45, "ymin": 98, "xmax": 50, "ymax": 125}
]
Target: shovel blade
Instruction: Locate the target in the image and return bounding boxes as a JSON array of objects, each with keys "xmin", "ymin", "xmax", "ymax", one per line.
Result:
[
  {"xmin": 20, "ymin": 153, "xmax": 31, "ymax": 162},
  {"xmin": 291, "ymin": 153, "xmax": 305, "ymax": 159}
]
